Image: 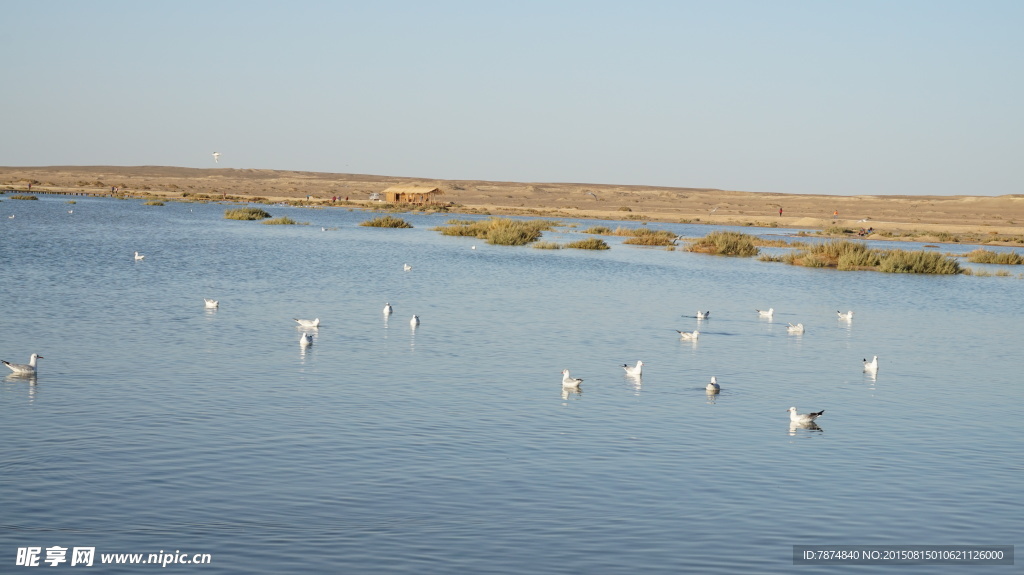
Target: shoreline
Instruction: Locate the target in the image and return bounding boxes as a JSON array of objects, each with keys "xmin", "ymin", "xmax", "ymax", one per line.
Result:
[{"xmin": 3, "ymin": 165, "xmax": 1023, "ymax": 245}]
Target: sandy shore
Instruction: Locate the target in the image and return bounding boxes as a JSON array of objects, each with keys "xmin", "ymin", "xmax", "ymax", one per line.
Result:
[{"xmin": 3, "ymin": 165, "xmax": 1023, "ymax": 242}]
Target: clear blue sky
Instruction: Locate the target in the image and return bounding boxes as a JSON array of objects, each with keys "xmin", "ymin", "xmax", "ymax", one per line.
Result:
[{"xmin": 3, "ymin": 1, "xmax": 1021, "ymax": 195}]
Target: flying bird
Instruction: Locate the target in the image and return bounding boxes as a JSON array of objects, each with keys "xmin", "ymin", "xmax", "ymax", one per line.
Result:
[{"xmin": 212, "ymin": 152, "xmax": 220, "ymax": 163}]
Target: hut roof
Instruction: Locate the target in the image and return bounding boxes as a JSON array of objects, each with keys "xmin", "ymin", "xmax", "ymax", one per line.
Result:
[{"xmin": 381, "ymin": 184, "xmax": 444, "ymax": 195}]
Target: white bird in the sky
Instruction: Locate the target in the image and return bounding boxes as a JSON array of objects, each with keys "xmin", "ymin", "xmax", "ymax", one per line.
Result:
[
  {"xmin": 837, "ymin": 310, "xmax": 854, "ymax": 321},
  {"xmin": 622, "ymin": 360, "xmax": 643, "ymax": 377},
  {"xmin": 696, "ymin": 310, "xmax": 710, "ymax": 320},
  {"xmin": 403, "ymin": 263, "xmax": 412, "ymax": 271},
  {"xmin": 757, "ymin": 308, "xmax": 774, "ymax": 318},
  {"xmin": 788, "ymin": 406, "xmax": 824, "ymax": 425},
  {"xmin": 134, "ymin": 251, "xmax": 145, "ymax": 261},
  {"xmin": 787, "ymin": 322, "xmax": 805, "ymax": 334},
  {"xmin": 204, "ymin": 298, "xmax": 219, "ymax": 309},
  {"xmin": 3, "ymin": 353, "xmax": 43, "ymax": 375},
  {"xmin": 410, "ymin": 315, "xmax": 419, "ymax": 327},
  {"xmin": 383, "ymin": 303, "xmax": 393, "ymax": 315},
  {"xmin": 676, "ymin": 330, "xmax": 700, "ymax": 340},
  {"xmin": 299, "ymin": 333, "xmax": 313, "ymax": 346},
  {"xmin": 706, "ymin": 376, "xmax": 720, "ymax": 392},
  {"xmin": 561, "ymin": 369, "xmax": 583, "ymax": 388},
  {"xmin": 863, "ymin": 355, "xmax": 879, "ymax": 373},
  {"xmin": 212, "ymin": 152, "xmax": 220, "ymax": 163},
  {"xmin": 294, "ymin": 318, "xmax": 320, "ymax": 328}
]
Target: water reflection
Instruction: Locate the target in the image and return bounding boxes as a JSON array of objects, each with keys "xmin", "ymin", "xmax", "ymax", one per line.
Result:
[
  {"xmin": 705, "ymin": 389, "xmax": 720, "ymax": 404},
  {"xmin": 788, "ymin": 421, "xmax": 823, "ymax": 435},
  {"xmin": 625, "ymin": 374, "xmax": 642, "ymax": 394},
  {"xmin": 561, "ymin": 386, "xmax": 583, "ymax": 400}
]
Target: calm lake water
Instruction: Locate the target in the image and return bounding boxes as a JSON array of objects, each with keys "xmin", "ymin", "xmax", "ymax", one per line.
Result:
[{"xmin": 2, "ymin": 195, "xmax": 1021, "ymax": 573}]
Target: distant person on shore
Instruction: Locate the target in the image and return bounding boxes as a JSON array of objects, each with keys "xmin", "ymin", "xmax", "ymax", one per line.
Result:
[
  {"xmin": 778, "ymin": 207, "xmax": 783, "ymax": 217},
  {"xmin": 833, "ymin": 210, "xmax": 838, "ymax": 222}
]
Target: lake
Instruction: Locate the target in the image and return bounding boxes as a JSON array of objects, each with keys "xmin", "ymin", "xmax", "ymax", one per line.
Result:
[{"xmin": 2, "ymin": 195, "xmax": 1020, "ymax": 573}]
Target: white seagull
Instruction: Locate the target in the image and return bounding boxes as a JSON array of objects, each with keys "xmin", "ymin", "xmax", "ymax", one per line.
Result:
[
  {"xmin": 294, "ymin": 318, "xmax": 320, "ymax": 328},
  {"xmin": 403, "ymin": 263, "xmax": 412, "ymax": 271},
  {"xmin": 410, "ymin": 315, "xmax": 420, "ymax": 327},
  {"xmin": 788, "ymin": 406, "xmax": 825, "ymax": 425},
  {"xmin": 757, "ymin": 308, "xmax": 774, "ymax": 318},
  {"xmin": 299, "ymin": 333, "xmax": 313, "ymax": 346},
  {"xmin": 787, "ymin": 323, "xmax": 804, "ymax": 334},
  {"xmin": 696, "ymin": 310, "xmax": 710, "ymax": 320},
  {"xmin": 204, "ymin": 298, "xmax": 219, "ymax": 309},
  {"xmin": 676, "ymin": 330, "xmax": 700, "ymax": 340},
  {"xmin": 863, "ymin": 355, "xmax": 879, "ymax": 372},
  {"xmin": 837, "ymin": 310, "xmax": 854, "ymax": 320},
  {"xmin": 706, "ymin": 376, "xmax": 720, "ymax": 392},
  {"xmin": 134, "ymin": 251, "xmax": 145, "ymax": 261},
  {"xmin": 3, "ymin": 353, "xmax": 43, "ymax": 375},
  {"xmin": 383, "ymin": 303, "xmax": 393, "ymax": 315},
  {"xmin": 561, "ymin": 369, "xmax": 583, "ymax": 388},
  {"xmin": 622, "ymin": 361, "xmax": 643, "ymax": 377},
  {"xmin": 212, "ymin": 152, "xmax": 220, "ymax": 163}
]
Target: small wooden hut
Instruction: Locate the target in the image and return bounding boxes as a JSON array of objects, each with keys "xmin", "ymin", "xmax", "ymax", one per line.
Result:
[{"xmin": 382, "ymin": 184, "xmax": 445, "ymax": 204}]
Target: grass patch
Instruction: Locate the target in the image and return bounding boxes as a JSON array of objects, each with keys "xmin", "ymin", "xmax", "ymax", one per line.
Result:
[
  {"xmin": 622, "ymin": 228, "xmax": 678, "ymax": 246},
  {"xmin": 581, "ymin": 226, "xmax": 612, "ymax": 235},
  {"xmin": 433, "ymin": 218, "xmax": 558, "ymax": 246},
  {"xmin": 532, "ymin": 241, "xmax": 563, "ymax": 250},
  {"xmin": 965, "ymin": 249, "xmax": 1024, "ymax": 265},
  {"xmin": 783, "ymin": 240, "xmax": 962, "ymax": 274},
  {"xmin": 564, "ymin": 238, "xmax": 610, "ymax": 250},
  {"xmin": 686, "ymin": 231, "xmax": 759, "ymax": 257},
  {"xmin": 225, "ymin": 207, "xmax": 272, "ymax": 220},
  {"xmin": 9, "ymin": 195, "xmax": 38, "ymax": 200},
  {"xmin": 360, "ymin": 215, "xmax": 413, "ymax": 228},
  {"xmin": 143, "ymin": 200, "xmax": 165, "ymax": 206},
  {"xmin": 876, "ymin": 250, "xmax": 962, "ymax": 274},
  {"xmin": 262, "ymin": 216, "xmax": 305, "ymax": 225}
]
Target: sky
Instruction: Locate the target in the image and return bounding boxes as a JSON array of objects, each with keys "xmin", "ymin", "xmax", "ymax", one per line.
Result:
[{"xmin": 3, "ymin": 0, "xmax": 1022, "ymax": 196}]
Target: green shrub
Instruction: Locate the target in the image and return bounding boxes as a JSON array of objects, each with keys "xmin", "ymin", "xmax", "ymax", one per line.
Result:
[
  {"xmin": 565, "ymin": 238, "xmax": 610, "ymax": 250},
  {"xmin": 225, "ymin": 207, "xmax": 271, "ymax": 220},
  {"xmin": 360, "ymin": 215, "xmax": 413, "ymax": 228},
  {"xmin": 686, "ymin": 231, "xmax": 759, "ymax": 257},
  {"xmin": 965, "ymin": 249, "xmax": 1024, "ymax": 265}
]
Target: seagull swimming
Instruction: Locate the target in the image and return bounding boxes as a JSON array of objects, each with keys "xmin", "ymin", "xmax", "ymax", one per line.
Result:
[
  {"xmin": 212, "ymin": 152, "xmax": 220, "ymax": 163},
  {"xmin": 299, "ymin": 333, "xmax": 313, "ymax": 346},
  {"xmin": 403, "ymin": 264, "xmax": 412, "ymax": 271},
  {"xmin": 696, "ymin": 310, "xmax": 710, "ymax": 320},
  {"xmin": 134, "ymin": 251, "xmax": 145, "ymax": 261},
  {"xmin": 837, "ymin": 310, "xmax": 854, "ymax": 320},
  {"xmin": 706, "ymin": 376, "xmax": 720, "ymax": 392},
  {"xmin": 3, "ymin": 353, "xmax": 43, "ymax": 375},
  {"xmin": 561, "ymin": 369, "xmax": 583, "ymax": 388},
  {"xmin": 410, "ymin": 315, "xmax": 419, "ymax": 327},
  {"xmin": 788, "ymin": 406, "xmax": 824, "ymax": 424},
  {"xmin": 787, "ymin": 323, "xmax": 804, "ymax": 333},
  {"xmin": 622, "ymin": 360, "xmax": 643, "ymax": 377},
  {"xmin": 294, "ymin": 318, "xmax": 320, "ymax": 328},
  {"xmin": 863, "ymin": 355, "xmax": 879, "ymax": 372},
  {"xmin": 676, "ymin": 330, "xmax": 700, "ymax": 340},
  {"xmin": 757, "ymin": 308, "xmax": 774, "ymax": 318},
  {"xmin": 204, "ymin": 298, "xmax": 219, "ymax": 309},
  {"xmin": 383, "ymin": 303, "xmax": 393, "ymax": 315}
]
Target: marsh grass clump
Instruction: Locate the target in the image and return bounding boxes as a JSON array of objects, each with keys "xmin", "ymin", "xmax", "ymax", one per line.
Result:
[
  {"xmin": 360, "ymin": 215, "xmax": 413, "ymax": 228},
  {"xmin": 143, "ymin": 200, "xmax": 164, "ymax": 206},
  {"xmin": 225, "ymin": 207, "xmax": 272, "ymax": 220},
  {"xmin": 532, "ymin": 241, "xmax": 563, "ymax": 250},
  {"xmin": 876, "ymin": 250, "xmax": 962, "ymax": 274},
  {"xmin": 686, "ymin": 231, "xmax": 759, "ymax": 257},
  {"xmin": 10, "ymin": 195, "xmax": 38, "ymax": 200},
  {"xmin": 787, "ymin": 240, "xmax": 878, "ymax": 269},
  {"xmin": 262, "ymin": 216, "xmax": 305, "ymax": 225},
  {"xmin": 565, "ymin": 238, "xmax": 610, "ymax": 250},
  {"xmin": 965, "ymin": 249, "xmax": 1024, "ymax": 265},
  {"xmin": 433, "ymin": 218, "xmax": 557, "ymax": 246},
  {"xmin": 581, "ymin": 226, "xmax": 612, "ymax": 235},
  {"xmin": 622, "ymin": 228, "xmax": 678, "ymax": 246}
]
